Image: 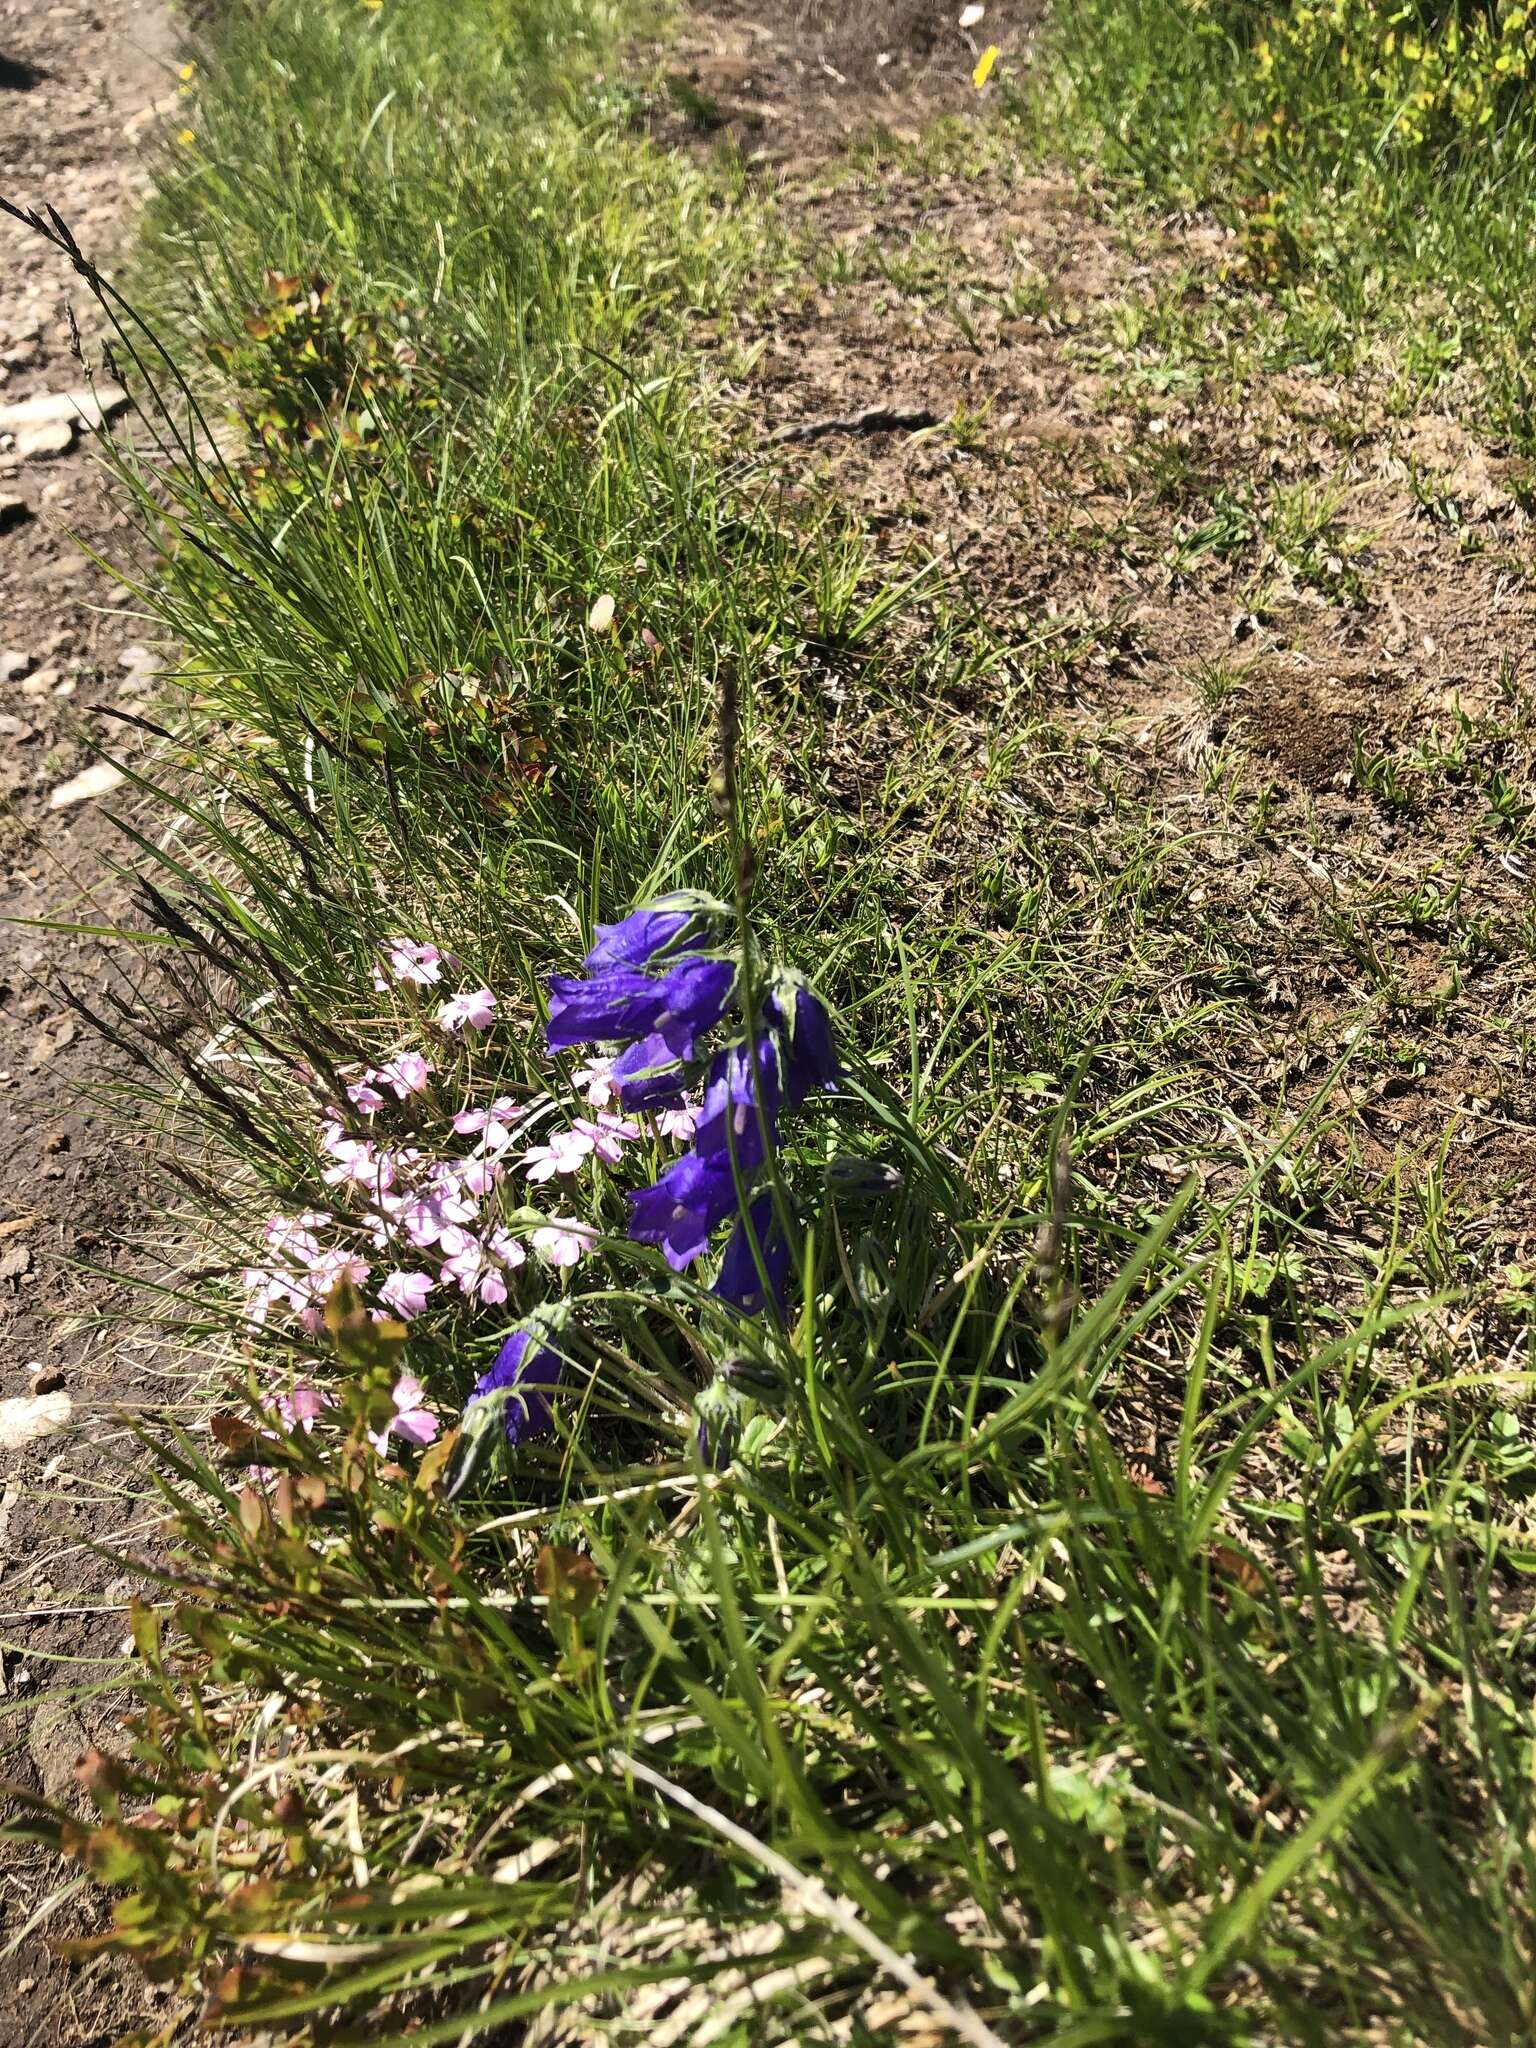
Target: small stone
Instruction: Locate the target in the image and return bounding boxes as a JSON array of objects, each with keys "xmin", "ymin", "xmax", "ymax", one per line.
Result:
[
  {"xmin": 0, "ymin": 715, "xmax": 30, "ymax": 739},
  {"xmin": 118, "ymin": 642, "xmax": 161, "ymax": 682},
  {"xmin": 47, "ymin": 761, "xmax": 125, "ymax": 809},
  {"xmin": 15, "ymin": 418, "xmax": 74, "ymax": 460},
  {"xmin": 21, "ymin": 667, "xmax": 59, "ymax": 697},
  {"xmin": 0, "ymin": 648, "xmax": 32, "ymax": 681},
  {"xmin": 0, "ymin": 494, "xmax": 30, "ymax": 534},
  {"xmin": 0, "ymin": 383, "xmax": 129, "ymax": 433}
]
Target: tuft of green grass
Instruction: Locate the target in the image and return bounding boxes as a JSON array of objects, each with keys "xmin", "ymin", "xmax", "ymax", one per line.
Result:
[{"xmin": 1027, "ymin": 0, "xmax": 1536, "ymax": 451}]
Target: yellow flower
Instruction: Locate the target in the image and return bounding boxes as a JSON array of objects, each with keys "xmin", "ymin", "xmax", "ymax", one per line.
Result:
[
  {"xmin": 973, "ymin": 43, "xmax": 999, "ymax": 89},
  {"xmin": 176, "ymin": 127, "xmax": 196, "ymax": 146},
  {"xmin": 178, "ymin": 60, "xmax": 196, "ymax": 81}
]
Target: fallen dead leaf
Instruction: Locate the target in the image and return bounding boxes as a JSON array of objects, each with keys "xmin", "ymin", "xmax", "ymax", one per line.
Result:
[
  {"xmin": 47, "ymin": 762, "xmax": 126, "ymax": 811},
  {"xmin": 0, "ymin": 1216, "xmax": 36, "ymax": 1240},
  {"xmin": 0, "ymin": 1390, "xmax": 72, "ymax": 1451}
]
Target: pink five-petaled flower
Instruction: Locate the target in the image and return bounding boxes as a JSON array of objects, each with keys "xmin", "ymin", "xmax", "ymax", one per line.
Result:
[
  {"xmin": 378, "ymin": 938, "xmax": 447, "ymax": 989},
  {"xmin": 532, "ymin": 1217, "xmax": 596, "ymax": 1269},
  {"xmin": 262, "ymin": 1382, "xmax": 336, "ymax": 1433},
  {"xmin": 401, "ymin": 1179, "xmax": 479, "ymax": 1249},
  {"xmin": 347, "ymin": 1076, "xmax": 386, "ymax": 1114},
  {"xmin": 571, "ymin": 1056, "xmax": 617, "ymax": 1109},
  {"xmin": 368, "ymin": 1374, "xmax": 440, "ymax": 1456},
  {"xmin": 376, "ymin": 1050, "xmax": 433, "ymax": 1100},
  {"xmin": 574, "ymin": 1111, "xmax": 640, "ymax": 1164},
  {"xmin": 319, "ymin": 1122, "xmax": 399, "ymax": 1193},
  {"xmin": 309, "ymin": 1246, "xmax": 372, "ymax": 1294},
  {"xmin": 436, "ymin": 987, "xmax": 497, "ymax": 1034},
  {"xmin": 476, "ymin": 1228, "xmax": 527, "ymax": 1305},
  {"xmin": 442, "ymin": 1242, "xmax": 491, "ymax": 1301},
  {"xmin": 453, "ymin": 1097, "xmax": 525, "ymax": 1155},
  {"xmin": 455, "ymin": 1157, "xmax": 502, "ymax": 1199},
  {"xmin": 438, "ymin": 1230, "xmax": 487, "ymax": 1291},
  {"xmin": 265, "ymin": 1212, "xmax": 327, "ymax": 1261},
  {"xmin": 656, "ymin": 1105, "xmax": 699, "ymax": 1144},
  {"xmin": 440, "ymin": 1225, "xmax": 526, "ymax": 1304},
  {"xmin": 521, "ymin": 1128, "xmax": 595, "ymax": 1182},
  {"xmin": 486, "ymin": 1226, "xmax": 526, "ymax": 1270},
  {"xmin": 378, "ymin": 1269, "xmax": 435, "ymax": 1320},
  {"xmin": 241, "ymin": 1267, "xmax": 291, "ymax": 1325}
]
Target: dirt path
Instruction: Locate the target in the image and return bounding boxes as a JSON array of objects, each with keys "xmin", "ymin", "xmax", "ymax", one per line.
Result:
[{"xmin": 0, "ymin": 0, "xmax": 180, "ymax": 2038}]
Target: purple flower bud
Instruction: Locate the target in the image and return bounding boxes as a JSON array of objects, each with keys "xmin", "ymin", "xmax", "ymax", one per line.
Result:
[
  {"xmin": 468, "ymin": 1327, "xmax": 563, "ymax": 1445},
  {"xmin": 764, "ymin": 978, "xmax": 838, "ymax": 1107}
]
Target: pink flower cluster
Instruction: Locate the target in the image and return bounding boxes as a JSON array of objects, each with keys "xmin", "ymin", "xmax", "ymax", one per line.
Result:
[
  {"xmin": 242, "ymin": 1215, "xmax": 370, "ymax": 1328},
  {"xmin": 243, "ymin": 1057, "xmax": 663, "ymax": 1334},
  {"xmin": 258, "ymin": 1372, "xmax": 440, "ymax": 1459},
  {"xmin": 238, "ymin": 946, "xmax": 704, "ymax": 1461},
  {"xmin": 372, "ymin": 935, "xmax": 496, "ymax": 1038}
]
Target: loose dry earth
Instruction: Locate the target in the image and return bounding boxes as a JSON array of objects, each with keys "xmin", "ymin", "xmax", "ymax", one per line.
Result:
[
  {"xmin": 0, "ymin": 0, "xmax": 181, "ymax": 2040},
  {"xmin": 669, "ymin": 0, "xmax": 1536, "ymax": 1252}
]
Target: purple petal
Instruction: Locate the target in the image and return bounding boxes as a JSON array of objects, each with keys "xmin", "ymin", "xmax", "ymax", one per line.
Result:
[
  {"xmin": 694, "ymin": 1034, "xmax": 782, "ymax": 1168},
  {"xmin": 584, "ymin": 908, "xmax": 694, "ymax": 972},
  {"xmin": 611, "ymin": 1025, "xmax": 692, "ymax": 1108},
  {"xmin": 627, "ymin": 1149, "xmax": 740, "ymax": 1271},
  {"xmin": 546, "ymin": 956, "xmax": 735, "ymax": 1054},
  {"xmin": 470, "ymin": 1328, "xmax": 564, "ymax": 1444},
  {"xmin": 712, "ymin": 1191, "xmax": 792, "ymax": 1318}
]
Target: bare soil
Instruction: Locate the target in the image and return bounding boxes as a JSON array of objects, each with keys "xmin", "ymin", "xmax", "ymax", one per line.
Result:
[
  {"xmin": 0, "ymin": 0, "xmax": 182, "ymax": 2039},
  {"xmin": 665, "ymin": 0, "xmax": 1536, "ymax": 1277}
]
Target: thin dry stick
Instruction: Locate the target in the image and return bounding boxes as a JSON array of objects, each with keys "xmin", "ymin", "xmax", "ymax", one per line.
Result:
[{"xmin": 609, "ymin": 1749, "xmax": 1011, "ymax": 2048}]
